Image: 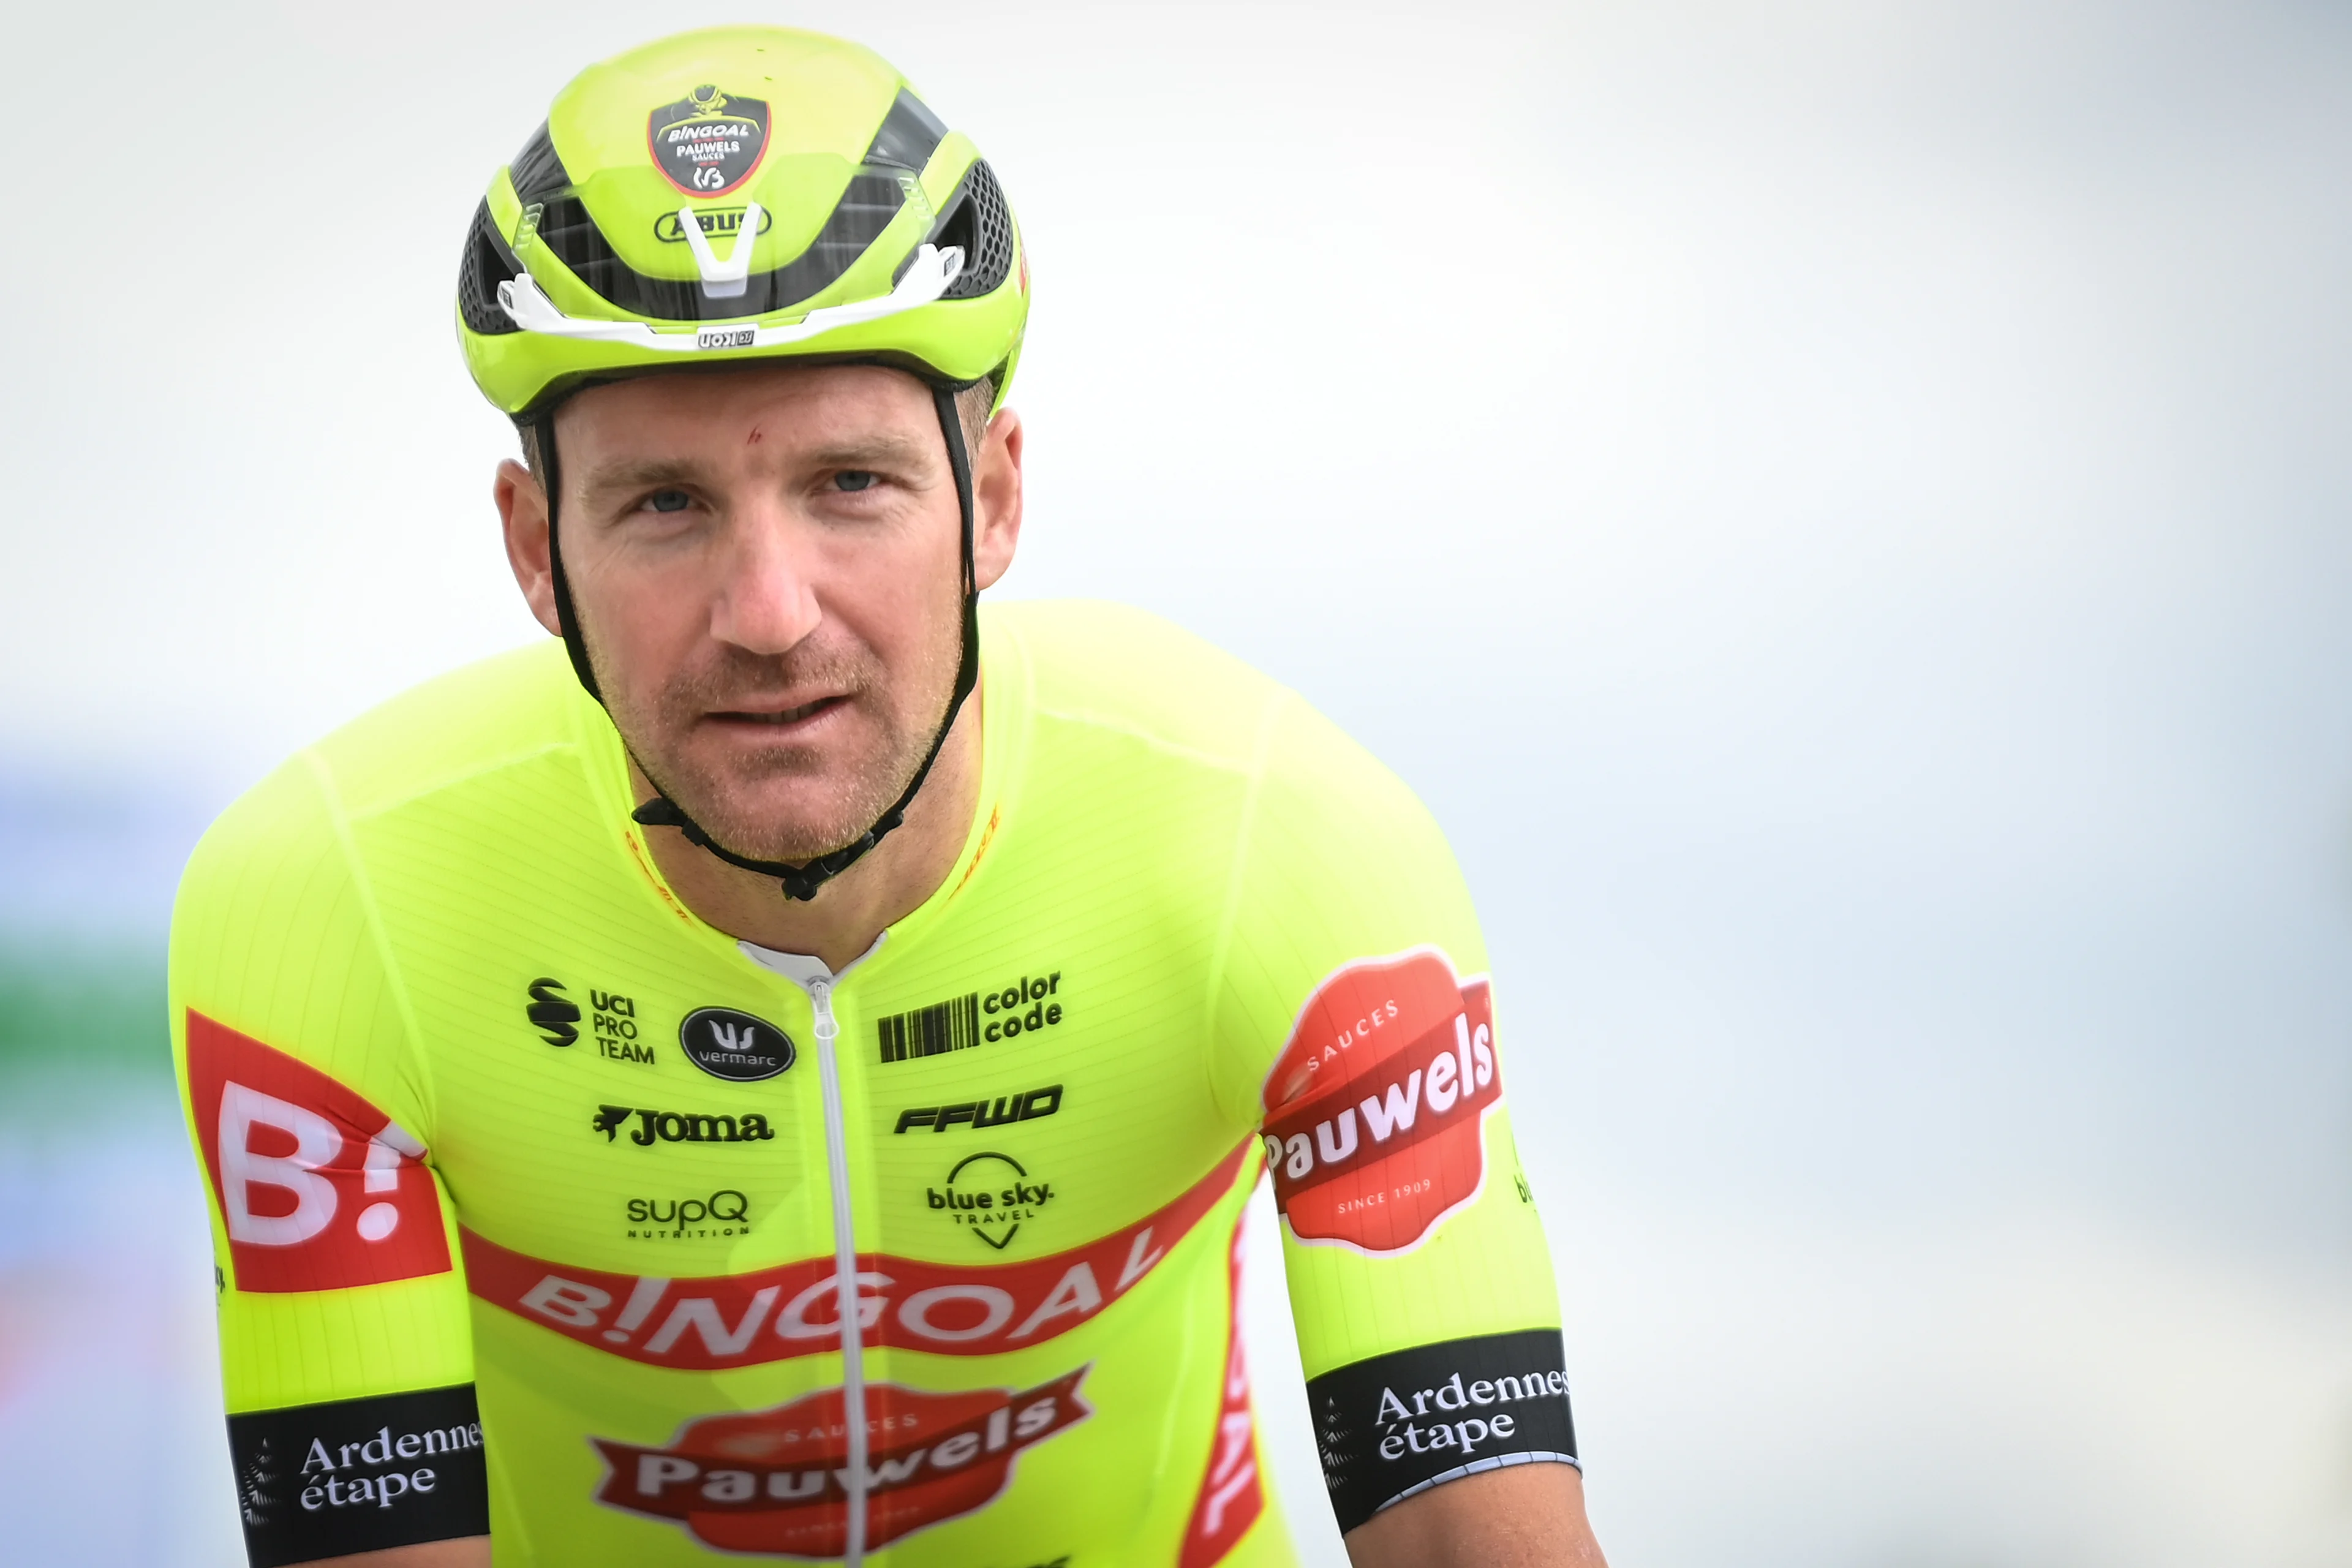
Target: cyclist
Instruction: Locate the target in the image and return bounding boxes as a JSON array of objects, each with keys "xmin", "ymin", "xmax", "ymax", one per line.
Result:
[{"xmin": 172, "ymin": 25, "xmax": 1608, "ymax": 1568}]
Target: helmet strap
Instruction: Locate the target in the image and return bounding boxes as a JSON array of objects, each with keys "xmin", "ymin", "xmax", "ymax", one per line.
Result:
[{"xmin": 535, "ymin": 412, "xmax": 604, "ymax": 703}]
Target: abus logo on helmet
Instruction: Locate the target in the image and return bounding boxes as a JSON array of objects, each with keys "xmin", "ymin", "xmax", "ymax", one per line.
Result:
[
  {"xmin": 592, "ymin": 1372, "xmax": 1089, "ymax": 1555},
  {"xmin": 1259, "ymin": 948, "xmax": 1501, "ymax": 1256},
  {"xmin": 183, "ymin": 1012, "xmax": 451, "ymax": 1293},
  {"xmin": 654, "ymin": 206, "xmax": 774, "ymax": 244},
  {"xmin": 679, "ymin": 1007, "xmax": 792, "ymax": 1081}
]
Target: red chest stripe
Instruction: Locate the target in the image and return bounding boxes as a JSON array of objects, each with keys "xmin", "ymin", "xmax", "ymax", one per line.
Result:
[{"xmin": 461, "ymin": 1140, "xmax": 1249, "ymax": 1368}]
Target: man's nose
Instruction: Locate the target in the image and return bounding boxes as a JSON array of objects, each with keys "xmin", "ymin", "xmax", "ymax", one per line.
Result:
[{"xmin": 708, "ymin": 503, "xmax": 821, "ymax": 655}]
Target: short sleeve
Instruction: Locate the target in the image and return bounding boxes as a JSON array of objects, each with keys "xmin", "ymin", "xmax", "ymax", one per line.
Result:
[
  {"xmin": 1209, "ymin": 695, "xmax": 1579, "ymax": 1534},
  {"xmin": 171, "ymin": 753, "xmax": 488, "ymax": 1566}
]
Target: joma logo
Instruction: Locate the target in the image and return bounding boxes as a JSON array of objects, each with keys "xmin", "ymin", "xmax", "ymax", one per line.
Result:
[{"xmin": 594, "ymin": 1106, "xmax": 776, "ymax": 1147}]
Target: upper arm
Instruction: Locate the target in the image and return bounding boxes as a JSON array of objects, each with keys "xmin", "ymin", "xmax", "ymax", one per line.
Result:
[
  {"xmin": 173, "ymin": 758, "xmax": 488, "ymax": 1566},
  {"xmin": 1210, "ymin": 697, "xmax": 1584, "ymax": 1538}
]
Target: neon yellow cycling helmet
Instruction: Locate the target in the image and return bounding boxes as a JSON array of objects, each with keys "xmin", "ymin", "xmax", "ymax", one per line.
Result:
[
  {"xmin": 456, "ymin": 25, "xmax": 1027, "ymax": 418},
  {"xmin": 452, "ymin": 26, "xmax": 1028, "ymax": 903}
]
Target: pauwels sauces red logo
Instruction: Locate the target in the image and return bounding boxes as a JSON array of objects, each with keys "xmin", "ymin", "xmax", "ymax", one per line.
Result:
[
  {"xmin": 1261, "ymin": 949, "xmax": 1499, "ymax": 1254},
  {"xmin": 183, "ymin": 1011, "xmax": 450, "ymax": 1292},
  {"xmin": 592, "ymin": 1373, "xmax": 1088, "ymax": 1556},
  {"xmin": 461, "ymin": 1141, "xmax": 1249, "ymax": 1368}
]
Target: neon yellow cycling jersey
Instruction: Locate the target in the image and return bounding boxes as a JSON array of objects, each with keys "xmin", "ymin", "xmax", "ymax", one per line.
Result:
[{"xmin": 172, "ymin": 601, "xmax": 1576, "ymax": 1567}]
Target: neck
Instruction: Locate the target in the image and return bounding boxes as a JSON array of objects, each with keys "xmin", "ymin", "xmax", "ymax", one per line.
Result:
[{"xmin": 631, "ymin": 692, "xmax": 984, "ymax": 971}]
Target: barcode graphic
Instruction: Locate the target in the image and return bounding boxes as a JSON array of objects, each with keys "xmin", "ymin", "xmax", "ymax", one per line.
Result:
[{"xmin": 876, "ymin": 993, "xmax": 982, "ymax": 1063}]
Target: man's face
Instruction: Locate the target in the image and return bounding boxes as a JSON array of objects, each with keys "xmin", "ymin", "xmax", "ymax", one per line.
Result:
[{"xmin": 506, "ymin": 364, "xmax": 1009, "ymax": 864}]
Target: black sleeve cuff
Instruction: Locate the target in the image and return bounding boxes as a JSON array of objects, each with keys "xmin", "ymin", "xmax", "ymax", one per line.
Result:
[
  {"xmin": 1308, "ymin": 1329, "xmax": 1580, "ymax": 1534},
  {"xmin": 226, "ymin": 1384, "xmax": 489, "ymax": 1567}
]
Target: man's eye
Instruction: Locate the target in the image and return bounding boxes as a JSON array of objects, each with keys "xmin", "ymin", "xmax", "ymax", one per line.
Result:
[
  {"xmin": 833, "ymin": 470, "xmax": 878, "ymax": 493},
  {"xmin": 643, "ymin": 489, "xmax": 692, "ymax": 513}
]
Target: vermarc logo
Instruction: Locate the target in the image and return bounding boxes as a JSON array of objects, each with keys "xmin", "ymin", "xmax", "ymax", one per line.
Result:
[
  {"xmin": 679, "ymin": 1006, "xmax": 794, "ymax": 1082},
  {"xmin": 594, "ymin": 1105, "xmax": 777, "ymax": 1147}
]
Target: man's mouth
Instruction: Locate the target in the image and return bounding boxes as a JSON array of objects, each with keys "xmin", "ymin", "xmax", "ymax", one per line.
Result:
[{"xmin": 710, "ymin": 695, "xmax": 848, "ymax": 728}]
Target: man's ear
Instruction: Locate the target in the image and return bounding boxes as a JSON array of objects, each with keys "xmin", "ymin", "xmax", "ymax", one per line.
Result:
[
  {"xmin": 496, "ymin": 458, "xmax": 565, "ymax": 636},
  {"xmin": 971, "ymin": 406, "xmax": 1025, "ymax": 593}
]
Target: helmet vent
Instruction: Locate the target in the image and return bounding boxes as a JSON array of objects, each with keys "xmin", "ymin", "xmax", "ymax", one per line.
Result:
[
  {"xmin": 531, "ymin": 173, "xmax": 905, "ymax": 322},
  {"xmin": 457, "ymin": 200, "xmax": 524, "ymax": 336},
  {"xmin": 936, "ymin": 161, "xmax": 1014, "ymax": 300},
  {"xmin": 864, "ymin": 90, "xmax": 948, "ymax": 172},
  {"xmin": 508, "ymin": 121, "xmax": 571, "ymax": 204}
]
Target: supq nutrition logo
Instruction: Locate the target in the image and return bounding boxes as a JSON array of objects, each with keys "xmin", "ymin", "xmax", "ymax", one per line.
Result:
[
  {"xmin": 1259, "ymin": 948, "xmax": 1499, "ymax": 1254},
  {"xmin": 592, "ymin": 1373, "xmax": 1088, "ymax": 1555}
]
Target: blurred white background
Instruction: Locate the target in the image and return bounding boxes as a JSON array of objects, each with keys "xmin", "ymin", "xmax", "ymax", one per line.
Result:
[{"xmin": 2, "ymin": 1, "xmax": 2348, "ymax": 1564}]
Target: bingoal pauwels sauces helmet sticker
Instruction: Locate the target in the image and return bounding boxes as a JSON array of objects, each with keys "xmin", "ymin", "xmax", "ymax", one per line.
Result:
[
  {"xmin": 1260, "ymin": 949, "xmax": 1499, "ymax": 1255},
  {"xmin": 647, "ymin": 83, "xmax": 771, "ymax": 197}
]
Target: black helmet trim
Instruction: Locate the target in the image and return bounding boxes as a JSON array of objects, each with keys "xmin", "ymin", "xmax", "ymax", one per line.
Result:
[
  {"xmin": 485, "ymin": 94, "xmax": 962, "ymax": 326},
  {"xmin": 458, "ymin": 201, "xmax": 526, "ymax": 336}
]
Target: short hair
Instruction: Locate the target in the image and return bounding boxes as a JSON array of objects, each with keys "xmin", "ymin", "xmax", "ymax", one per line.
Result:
[{"xmin": 516, "ymin": 373, "xmax": 997, "ymax": 491}]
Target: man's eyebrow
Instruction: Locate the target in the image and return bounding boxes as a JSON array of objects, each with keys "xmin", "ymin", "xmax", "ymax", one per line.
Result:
[
  {"xmin": 802, "ymin": 432, "xmax": 935, "ymax": 470},
  {"xmin": 575, "ymin": 456, "xmax": 707, "ymax": 499},
  {"xmin": 571, "ymin": 434, "xmax": 938, "ymax": 500}
]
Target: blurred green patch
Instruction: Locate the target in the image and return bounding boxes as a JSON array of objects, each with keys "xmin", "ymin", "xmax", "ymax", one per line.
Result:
[{"xmin": 0, "ymin": 939, "xmax": 168, "ymax": 1080}]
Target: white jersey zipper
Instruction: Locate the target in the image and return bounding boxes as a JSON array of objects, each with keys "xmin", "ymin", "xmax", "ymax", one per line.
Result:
[
  {"xmin": 809, "ymin": 973, "xmax": 868, "ymax": 1566},
  {"xmin": 736, "ymin": 936, "xmax": 886, "ymax": 1568}
]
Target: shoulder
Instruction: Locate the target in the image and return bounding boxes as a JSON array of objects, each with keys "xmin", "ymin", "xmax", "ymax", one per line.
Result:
[
  {"xmin": 986, "ymin": 599, "xmax": 1298, "ymax": 774},
  {"xmin": 177, "ymin": 639, "xmax": 583, "ymax": 914},
  {"xmin": 296, "ymin": 639, "xmax": 587, "ymax": 816},
  {"xmin": 986, "ymin": 598, "xmax": 1444, "ymax": 873}
]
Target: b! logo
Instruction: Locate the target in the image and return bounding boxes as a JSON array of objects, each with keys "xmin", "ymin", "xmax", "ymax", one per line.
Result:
[
  {"xmin": 184, "ymin": 1012, "xmax": 451, "ymax": 1292},
  {"xmin": 1260, "ymin": 949, "xmax": 1500, "ymax": 1255},
  {"xmin": 592, "ymin": 1373, "xmax": 1089, "ymax": 1555}
]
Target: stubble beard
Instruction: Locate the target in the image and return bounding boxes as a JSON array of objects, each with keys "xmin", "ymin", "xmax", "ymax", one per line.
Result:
[{"xmin": 600, "ymin": 623, "xmax": 962, "ymax": 868}]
